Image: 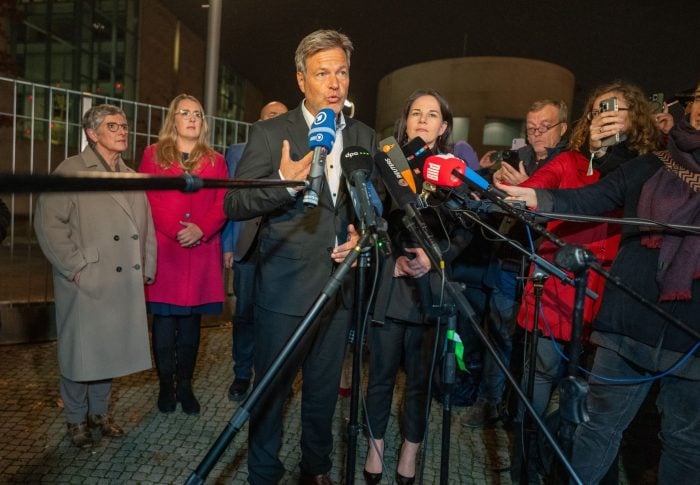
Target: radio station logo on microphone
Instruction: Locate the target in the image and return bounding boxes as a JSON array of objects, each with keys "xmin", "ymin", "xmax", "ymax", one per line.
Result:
[{"xmin": 313, "ymin": 134, "xmax": 324, "ymax": 142}]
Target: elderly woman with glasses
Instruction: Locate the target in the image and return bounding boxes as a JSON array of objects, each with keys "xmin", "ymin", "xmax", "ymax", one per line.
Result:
[
  {"xmin": 139, "ymin": 94, "xmax": 228, "ymax": 415},
  {"xmin": 34, "ymin": 104, "xmax": 157, "ymax": 448}
]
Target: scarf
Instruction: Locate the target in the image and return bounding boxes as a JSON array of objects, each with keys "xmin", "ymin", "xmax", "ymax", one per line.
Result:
[{"xmin": 637, "ymin": 119, "xmax": 700, "ymax": 301}]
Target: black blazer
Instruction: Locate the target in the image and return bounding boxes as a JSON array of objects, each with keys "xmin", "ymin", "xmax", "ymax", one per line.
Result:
[{"xmin": 225, "ymin": 104, "xmax": 376, "ymax": 316}]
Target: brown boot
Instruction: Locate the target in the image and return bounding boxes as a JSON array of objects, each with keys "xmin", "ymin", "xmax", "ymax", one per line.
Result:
[
  {"xmin": 67, "ymin": 422, "xmax": 94, "ymax": 449},
  {"xmin": 88, "ymin": 414, "xmax": 125, "ymax": 438}
]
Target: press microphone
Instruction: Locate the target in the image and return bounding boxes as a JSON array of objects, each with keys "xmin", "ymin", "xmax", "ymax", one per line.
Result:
[
  {"xmin": 380, "ymin": 136, "xmax": 419, "ymax": 193},
  {"xmin": 423, "ymin": 154, "xmax": 509, "ymax": 199},
  {"xmin": 303, "ymin": 108, "xmax": 336, "ymax": 208},
  {"xmin": 373, "ymin": 151, "xmax": 443, "ymax": 266},
  {"xmin": 341, "ymin": 147, "xmax": 391, "ymax": 255}
]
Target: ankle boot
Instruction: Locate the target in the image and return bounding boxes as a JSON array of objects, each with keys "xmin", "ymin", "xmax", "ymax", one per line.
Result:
[{"xmin": 176, "ymin": 379, "xmax": 200, "ymax": 415}]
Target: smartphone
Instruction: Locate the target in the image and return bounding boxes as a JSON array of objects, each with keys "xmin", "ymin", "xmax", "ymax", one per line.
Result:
[
  {"xmin": 649, "ymin": 92, "xmax": 664, "ymax": 114},
  {"xmin": 599, "ymin": 96, "xmax": 627, "ymax": 147},
  {"xmin": 489, "ymin": 149, "xmax": 520, "ymax": 169}
]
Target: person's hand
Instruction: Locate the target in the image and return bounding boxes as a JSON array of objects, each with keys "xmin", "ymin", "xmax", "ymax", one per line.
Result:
[
  {"xmin": 494, "ymin": 181, "xmax": 538, "ymax": 208},
  {"xmin": 279, "ymin": 140, "xmax": 312, "ymax": 191},
  {"xmin": 223, "ymin": 251, "xmax": 234, "ymax": 269},
  {"xmin": 177, "ymin": 221, "xmax": 204, "ymax": 247},
  {"xmin": 73, "ymin": 271, "xmax": 81, "ymax": 286},
  {"xmin": 331, "ymin": 224, "xmax": 360, "ymax": 264},
  {"xmin": 655, "ymin": 104, "xmax": 674, "ymax": 135},
  {"xmin": 588, "ymin": 111, "xmax": 625, "ymax": 151},
  {"xmin": 494, "ymin": 160, "xmax": 528, "ymax": 185},
  {"xmin": 394, "ymin": 247, "xmax": 431, "ymax": 278},
  {"xmin": 479, "ymin": 150, "xmax": 497, "ymax": 169}
]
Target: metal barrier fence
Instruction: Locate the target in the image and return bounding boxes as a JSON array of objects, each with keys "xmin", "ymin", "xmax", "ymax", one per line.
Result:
[{"xmin": 0, "ymin": 76, "xmax": 251, "ymax": 310}]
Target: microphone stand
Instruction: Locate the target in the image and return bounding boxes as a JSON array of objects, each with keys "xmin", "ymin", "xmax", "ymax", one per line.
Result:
[
  {"xmin": 402, "ymin": 205, "xmax": 583, "ymax": 485},
  {"xmin": 518, "ymin": 271, "xmax": 546, "ymax": 483},
  {"xmin": 185, "ymin": 232, "xmax": 372, "ymax": 485},
  {"xmin": 344, "ymin": 224, "xmax": 375, "ymax": 485},
  {"xmin": 439, "ymin": 307, "xmax": 458, "ymax": 485}
]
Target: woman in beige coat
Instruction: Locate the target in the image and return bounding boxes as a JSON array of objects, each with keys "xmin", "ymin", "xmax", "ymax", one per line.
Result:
[{"xmin": 33, "ymin": 104, "xmax": 157, "ymax": 449}]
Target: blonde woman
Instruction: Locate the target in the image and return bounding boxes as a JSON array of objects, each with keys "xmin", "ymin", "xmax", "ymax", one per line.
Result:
[{"xmin": 139, "ymin": 94, "xmax": 228, "ymax": 415}]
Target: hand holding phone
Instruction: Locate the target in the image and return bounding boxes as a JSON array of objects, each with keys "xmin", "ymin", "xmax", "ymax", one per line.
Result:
[{"xmin": 595, "ymin": 97, "xmax": 627, "ymax": 147}]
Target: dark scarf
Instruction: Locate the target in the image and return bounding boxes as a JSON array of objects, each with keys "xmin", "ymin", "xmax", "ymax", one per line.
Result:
[{"xmin": 637, "ymin": 119, "xmax": 700, "ymax": 301}]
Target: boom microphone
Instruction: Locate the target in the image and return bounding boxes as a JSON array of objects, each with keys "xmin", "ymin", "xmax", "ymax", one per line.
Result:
[
  {"xmin": 303, "ymin": 108, "xmax": 336, "ymax": 208},
  {"xmin": 423, "ymin": 154, "xmax": 509, "ymax": 199}
]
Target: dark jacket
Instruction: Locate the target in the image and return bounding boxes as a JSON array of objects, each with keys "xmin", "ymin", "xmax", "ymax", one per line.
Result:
[{"xmin": 224, "ymin": 104, "xmax": 376, "ymax": 316}]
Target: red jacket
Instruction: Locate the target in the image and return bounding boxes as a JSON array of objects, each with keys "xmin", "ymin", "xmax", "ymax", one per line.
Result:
[
  {"xmin": 139, "ymin": 144, "xmax": 228, "ymax": 307},
  {"xmin": 517, "ymin": 151, "xmax": 621, "ymax": 341}
]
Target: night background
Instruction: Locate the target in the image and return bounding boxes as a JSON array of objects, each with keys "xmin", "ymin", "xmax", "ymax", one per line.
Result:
[{"xmin": 168, "ymin": 0, "xmax": 698, "ymax": 125}]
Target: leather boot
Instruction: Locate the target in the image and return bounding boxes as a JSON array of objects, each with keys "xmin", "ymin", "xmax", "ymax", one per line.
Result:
[
  {"xmin": 153, "ymin": 343, "xmax": 176, "ymax": 413},
  {"xmin": 152, "ymin": 317, "xmax": 177, "ymax": 413},
  {"xmin": 157, "ymin": 375, "xmax": 176, "ymax": 413},
  {"xmin": 176, "ymin": 344, "xmax": 200, "ymax": 415}
]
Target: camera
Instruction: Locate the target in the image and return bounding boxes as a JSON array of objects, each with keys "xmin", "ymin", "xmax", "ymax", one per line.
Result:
[
  {"xmin": 489, "ymin": 149, "xmax": 520, "ymax": 169},
  {"xmin": 649, "ymin": 92, "xmax": 664, "ymax": 114},
  {"xmin": 598, "ymin": 96, "xmax": 627, "ymax": 147}
]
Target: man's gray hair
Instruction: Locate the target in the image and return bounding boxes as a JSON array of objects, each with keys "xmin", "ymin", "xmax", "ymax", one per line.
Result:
[
  {"xmin": 528, "ymin": 99, "xmax": 568, "ymax": 123},
  {"xmin": 294, "ymin": 29, "xmax": 353, "ymax": 74},
  {"xmin": 82, "ymin": 104, "xmax": 126, "ymax": 134}
]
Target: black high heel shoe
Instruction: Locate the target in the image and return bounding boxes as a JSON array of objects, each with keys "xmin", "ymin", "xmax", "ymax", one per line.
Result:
[
  {"xmin": 395, "ymin": 471, "xmax": 415, "ymax": 485},
  {"xmin": 362, "ymin": 469, "xmax": 382, "ymax": 484}
]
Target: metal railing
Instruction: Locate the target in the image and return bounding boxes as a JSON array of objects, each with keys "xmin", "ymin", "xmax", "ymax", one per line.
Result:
[{"xmin": 0, "ymin": 76, "xmax": 251, "ymax": 307}]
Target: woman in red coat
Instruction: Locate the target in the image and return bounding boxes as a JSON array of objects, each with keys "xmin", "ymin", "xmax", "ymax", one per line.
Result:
[
  {"xmin": 139, "ymin": 94, "xmax": 228, "ymax": 415},
  {"xmin": 508, "ymin": 81, "xmax": 662, "ymax": 482}
]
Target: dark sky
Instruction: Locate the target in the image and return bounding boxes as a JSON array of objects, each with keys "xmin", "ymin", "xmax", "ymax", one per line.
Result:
[{"xmin": 169, "ymin": 0, "xmax": 698, "ymax": 126}]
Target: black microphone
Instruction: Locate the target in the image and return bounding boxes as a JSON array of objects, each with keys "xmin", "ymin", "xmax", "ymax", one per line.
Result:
[
  {"xmin": 341, "ymin": 147, "xmax": 391, "ymax": 255},
  {"xmin": 303, "ymin": 108, "xmax": 336, "ymax": 208},
  {"xmin": 373, "ymin": 151, "xmax": 443, "ymax": 266}
]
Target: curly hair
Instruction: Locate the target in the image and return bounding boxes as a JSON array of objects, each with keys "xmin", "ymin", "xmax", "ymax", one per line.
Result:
[
  {"xmin": 569, "ymin": 81, "xmax": 662, "ymax": 155},
  {"xmin": 395, "ymin": 88, "xmax": 453, "ymax": 154},
  {"xmin": 155, "ymin": 94, "xmax": 215, "ymax": 171}
]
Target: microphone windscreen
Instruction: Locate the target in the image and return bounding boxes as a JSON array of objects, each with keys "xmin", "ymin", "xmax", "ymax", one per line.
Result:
[
  {"xmin": 308, "ymin": 108, "xmax": 336, "ymax": 151},
  {"xmin": 402, "ymin": 136, "xmax": 432, "ymax": 171},
  {"xmin": 453, "ymin": 141, "xmax": 480, "ymax": 171},
  {"xmin": 423, "ymin": 154, "xmax": 466, "ymax": 188},
  {"xmin": 380, "ymin": 136, "xmax": 417, "ymax": 193},
  {"xmin": 340, "ymin": 146, "xmax": 373, "ymax": 181},
  {"xmin": 373, "ymin": 151, "xmax": 417, "ymax": 207}
]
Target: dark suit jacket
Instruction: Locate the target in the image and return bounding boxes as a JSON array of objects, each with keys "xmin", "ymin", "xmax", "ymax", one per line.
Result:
[{"xmin": 225, "ymin": 104, "xmax": 376, "ymax": 316}]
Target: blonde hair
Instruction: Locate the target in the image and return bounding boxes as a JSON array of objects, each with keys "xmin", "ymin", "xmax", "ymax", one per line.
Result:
[
  {"xmin": 569, "ymin": 81, "xmax": 663, "ymax": 155},
  {"xmin": 155, "ymin": 94, "xmax": 215, "ymax": 171}
]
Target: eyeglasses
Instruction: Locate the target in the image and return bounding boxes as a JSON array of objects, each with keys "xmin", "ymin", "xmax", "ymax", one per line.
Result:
[
  {"xmin": 526, "ymin": 121, "xmax": 563, "ymax": 136},
  {"xmin": 104, "ymin": 122, "xmax": 129, "ymax": 132},
  {"xmin": 176, "ymin": 109, "xmax": 204, "ymax": 120},
  {"xmin": 587, "ymin": 107, "xmax": 629, "ymax": 121}
]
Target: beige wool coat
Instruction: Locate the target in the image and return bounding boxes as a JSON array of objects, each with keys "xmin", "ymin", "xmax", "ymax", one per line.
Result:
[{"xmin": 33, "ymin": 147, "xmax": 157, "ymax": 381}]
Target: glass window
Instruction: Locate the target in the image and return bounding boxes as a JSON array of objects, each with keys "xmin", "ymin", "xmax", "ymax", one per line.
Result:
[{"xmin": 483, "ymin": 118, "xmax": 524, "ymax": 146}]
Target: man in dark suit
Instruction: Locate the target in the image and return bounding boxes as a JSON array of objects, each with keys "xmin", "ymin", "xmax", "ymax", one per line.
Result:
[
  {"xmin": 224, "ymin": 30, "xmax": 376, "ymax": 485},
  {"xmin": 224, "ymin": 101, "xmax": 289, "ymax": 403}
]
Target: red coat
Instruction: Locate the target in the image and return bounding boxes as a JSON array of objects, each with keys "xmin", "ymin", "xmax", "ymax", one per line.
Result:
[
  {"xmin": 139, "ymin": 144, "xmax": 228, "ymax": 307},
  {"xmin": 517, "ymin": 151, "xmax": 621, "ymax": 341}
]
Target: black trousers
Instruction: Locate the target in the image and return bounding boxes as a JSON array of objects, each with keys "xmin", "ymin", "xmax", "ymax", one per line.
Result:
[
  {"xmin": 247, "ymin": 299, "xmax": 350, "ymax": 484},
  {"xmin": 365, "ymin": 317, "xmax": 435, "ymax": 443}
]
